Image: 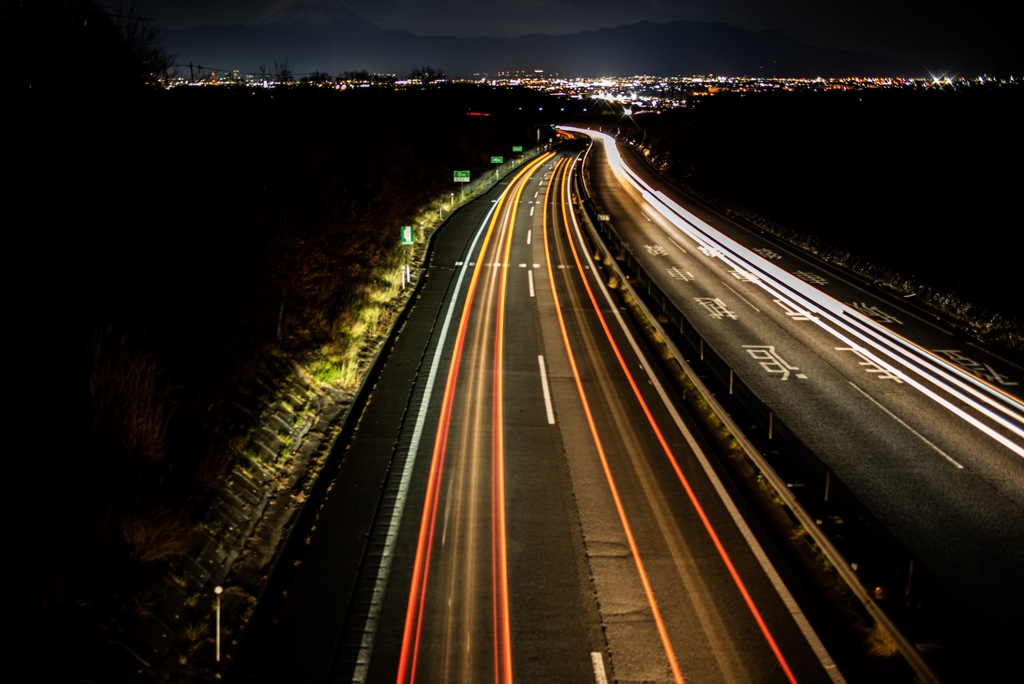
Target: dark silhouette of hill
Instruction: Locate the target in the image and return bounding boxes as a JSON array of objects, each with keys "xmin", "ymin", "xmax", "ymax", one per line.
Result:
[
  {"xmin": 163, "ymin": 18, "xmax": 924, "ymax": 79},
  {"xmin": 2, "ymin": 0, "xmax": 173, "ymax": 90}
]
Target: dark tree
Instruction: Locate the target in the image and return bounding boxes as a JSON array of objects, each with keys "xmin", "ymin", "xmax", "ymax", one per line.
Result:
[
  {"xmin": 410, "ymin": 65, "xmax": 446, "ymax": 83},
  {"xmin": 274, "ymin": 60, "xmax": 294, "ymax": 84},
  {"xmin": 1, "ymin": 0, "xmax": 173, "ymax": 91}
]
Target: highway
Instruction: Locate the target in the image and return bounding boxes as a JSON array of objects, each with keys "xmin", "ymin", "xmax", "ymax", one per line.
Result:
[
  {"xmin": 229, "ymin": 147, "xmax": 851, "ymax": 683},
  {"xmin": 563, "ymin": 127, "xmax": 1024, "ymax": 677}
]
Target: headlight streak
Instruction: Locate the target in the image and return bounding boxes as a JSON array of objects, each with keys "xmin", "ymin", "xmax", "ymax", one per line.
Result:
[
  {"xmin": 560, "ymin": 127, "xmax": 1024, "ymax": 460},
  {"xmin": 650, "ymin": 184, "xmax": 1023, "ymax": 436}
]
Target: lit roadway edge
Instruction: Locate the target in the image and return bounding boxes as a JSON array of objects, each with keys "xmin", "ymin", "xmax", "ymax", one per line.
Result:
[
  {"xmin": 356, "ymin": 152, "xmax": 843, "ymax": 679},
  {"xmin": 558, "ymin": 127, "xmax": 1024, "ymax": 460}
]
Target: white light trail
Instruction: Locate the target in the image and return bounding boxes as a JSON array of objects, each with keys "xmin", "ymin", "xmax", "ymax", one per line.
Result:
[{"xmin": 559, "ymin": 126, "xmax": 1024, "ymax": 458}]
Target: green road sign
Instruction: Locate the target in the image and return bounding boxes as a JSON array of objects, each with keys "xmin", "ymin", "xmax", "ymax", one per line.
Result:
[
  {"xmin": 400, "ymin": 225, "xmax": 414, "ymax": 245},
  {"xmin": 454, "ymin": 170, "xmax": 470, "ymax": 183},
  {"xmin": 512, "ymin": 146, "xmax": 523, "ymax": 153},
  {"xmin": 491, "ymin": 156, "xmax": 503, "ymax": 164}
]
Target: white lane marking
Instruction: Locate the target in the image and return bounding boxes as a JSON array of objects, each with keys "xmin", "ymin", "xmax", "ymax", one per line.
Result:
[
  {"xmin": 591, "ymin": 652, "xmax": 607, "ymax": 684},
  {"xmin": 527, "ymin": 229, "xmax": 532, "ymax": 245},
  {"xmin": 666, "ymin": 235, "xmax": 688, "ymax": 255},
  {"xmin": 848, "ymin": 382, "xmax": 963, "ymax": 468},
  {"xmin": 723, "ymin": 282, "xmax": 761, "ymax": 313},
  {"xmin": 538, "ymin": 355, "xmax": 556, "ymax": 424},
  {"xmin": 530, "ymin": 205, "xmax": 535, "ymax": 216},
  {"xmin": 528, "ymin": 269, "xmax": 535, "ymax": 298},
  {"xmin": 640, "ymin": 211, "xmax": 652, "ymax": 222}
]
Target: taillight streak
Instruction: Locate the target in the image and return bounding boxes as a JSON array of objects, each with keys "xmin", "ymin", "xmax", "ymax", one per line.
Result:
[
  {"xmin": 550, "ymin": 153, "xmax": 799, "ymax": 682},
  {"xmin": 397, "ymin": 153, "xmax": 553, "ymax": 683},
  {"xmin": 542, "ymin": 156, "xmax": 684, "ymax": 682}
]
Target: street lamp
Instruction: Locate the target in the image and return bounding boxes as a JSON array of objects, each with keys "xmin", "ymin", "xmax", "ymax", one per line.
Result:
[{"xmin": 214, "ymin": 585, "xmax": 223, "ymax": 662}]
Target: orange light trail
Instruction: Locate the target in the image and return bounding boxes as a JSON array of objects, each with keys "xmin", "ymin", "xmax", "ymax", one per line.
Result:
[
  {"xmin": 555, "ymin": 155, "xmax": 798, "ymax": 683},
  {"xmin": 397, "ymin": 152, "xmax": 553, "ymax": 684},
  {"xmin": 542, "ymin": 156, "xmax": 685, "ymax": 683},
  {"xmin": 491, "ymin": 157, "xmax": 520, "ymax": 684}
]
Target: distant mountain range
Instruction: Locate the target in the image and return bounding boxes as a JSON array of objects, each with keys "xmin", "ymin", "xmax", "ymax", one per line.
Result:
[{"xmin": 161, "ymin": 5, "xmax": 921, "ymax": 79}]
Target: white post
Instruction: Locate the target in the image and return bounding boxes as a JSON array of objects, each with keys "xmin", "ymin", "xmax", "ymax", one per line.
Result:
[{"xmin": 214, "ymin": 585, "xmax": 223, "ymax": 662}]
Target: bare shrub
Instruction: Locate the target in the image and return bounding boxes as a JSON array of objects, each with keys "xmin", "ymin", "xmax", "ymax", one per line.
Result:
[
  {"xmin": 120, "ymin": 505, "xmax": 192, "ymax": 564},
  {"xmin": 89, "ymin": 326, "xmax": 175, "ymax": 469}
]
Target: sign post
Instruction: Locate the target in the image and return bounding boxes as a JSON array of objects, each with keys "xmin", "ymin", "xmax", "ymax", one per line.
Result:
[
  {"xmin": 491, "ymin": 156, "xmax": 503, "ymax": 179},
  {"xmin": 400, "ymin": 225, "xmax": 414, "ymax": 288},
  {"xmin": 454, "ymin": 169, "xmax": 470, "ymax": 199}
]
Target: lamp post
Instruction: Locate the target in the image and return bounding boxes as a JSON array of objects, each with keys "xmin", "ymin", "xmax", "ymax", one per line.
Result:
[{"xmin": 214, "ymin": 585, "xmax": 223, "ymax": 662}]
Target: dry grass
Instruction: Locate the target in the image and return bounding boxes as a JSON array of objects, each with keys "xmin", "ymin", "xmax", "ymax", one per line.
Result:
[
  {"xmin": 121, "ymin": 505, "xmax": 193, "ymax": 564},
  {"xmin": 372, "ymin": 268, "xmax": 404, "ymax": 302},
  {"xmin": 89, "ymin": 327, "xmax": 175, "ymax": 468},
  {"xmin": 865, "ymin": 621, "xmax": 900, "ymax": 659}
]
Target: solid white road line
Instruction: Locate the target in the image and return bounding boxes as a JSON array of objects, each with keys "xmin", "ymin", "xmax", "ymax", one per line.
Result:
[
  {"xmin": 538, "ymin": 355, "xmax": 556, "ymax": 425},
  {"xmin": 591, "ymin": 652, "xmax": 608, "ymax": 684},
  {"xmin": 849, "ymin": 381, "xmax": 963, "ymax": 468}
]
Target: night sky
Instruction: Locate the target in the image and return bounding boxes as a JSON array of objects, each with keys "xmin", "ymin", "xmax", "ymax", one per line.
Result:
[{"xmin": 129, "ymin": 0, "xmax": 1019, "ymax": 74}]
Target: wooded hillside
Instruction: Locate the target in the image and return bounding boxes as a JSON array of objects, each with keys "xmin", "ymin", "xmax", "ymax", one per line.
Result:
[{"xmin": 16, "ymin": 82, "xmax": 561, "ymax": 679}]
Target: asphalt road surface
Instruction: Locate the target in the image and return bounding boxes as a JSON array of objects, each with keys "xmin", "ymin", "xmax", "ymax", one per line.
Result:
[{"xmin": 228, "ymin": 148, "xmax": 850, "ymax": 683}]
